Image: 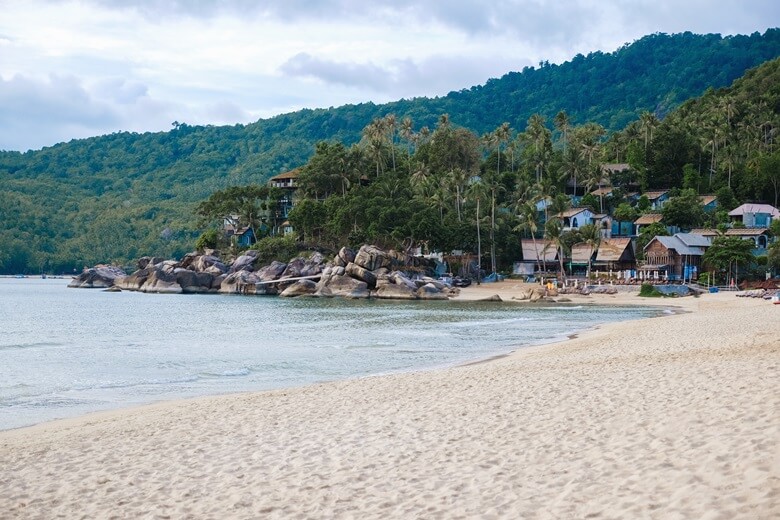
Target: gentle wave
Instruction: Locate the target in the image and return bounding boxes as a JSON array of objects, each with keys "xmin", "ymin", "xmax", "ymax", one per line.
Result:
[{"xmin": 0, "ymin": 341, "xmax": 64, "ymax": 351}]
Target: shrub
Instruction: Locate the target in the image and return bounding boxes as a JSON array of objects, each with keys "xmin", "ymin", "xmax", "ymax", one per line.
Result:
[
  {"xmin": 250, "ymin": 236, "xmax": 300, "ymax": 264},
  {"xmin": 639, "ymin": 283, "xmax": 663, "ymax": 297}
]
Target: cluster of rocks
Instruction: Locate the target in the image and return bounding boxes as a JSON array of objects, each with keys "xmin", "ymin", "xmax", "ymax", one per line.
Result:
[
  {"xmin": 736, "ymin": 288, "xmax": 779, "ymax": 300},
  {"xmin": 68, "ymin": 245, "xmax": 458, "ymax": 301}
]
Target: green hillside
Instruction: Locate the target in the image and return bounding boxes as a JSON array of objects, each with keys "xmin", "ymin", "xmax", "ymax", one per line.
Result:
[{"xmin": 1, "ymin": 30, "xmax": 779, "ymax": 274}]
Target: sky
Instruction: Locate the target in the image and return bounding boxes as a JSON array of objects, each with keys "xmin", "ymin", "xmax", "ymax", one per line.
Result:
[{"xmin": 0, "ymin": 1, "xmax": 778, "ymax": 152}]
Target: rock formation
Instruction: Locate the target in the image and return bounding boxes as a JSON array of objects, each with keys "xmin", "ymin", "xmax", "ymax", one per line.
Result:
[{"xmin": 70, "ymin": 244, "xmax": 455, "ymax": 301}]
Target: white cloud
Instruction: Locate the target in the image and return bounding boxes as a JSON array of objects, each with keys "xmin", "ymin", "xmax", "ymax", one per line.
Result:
[{"xmin": 0, "ymin": 0, "xmax": 777, "ymax": 150}]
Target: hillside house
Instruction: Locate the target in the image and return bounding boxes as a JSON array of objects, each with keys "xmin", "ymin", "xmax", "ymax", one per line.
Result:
[
  {"xmin": 643, "ymin": 190, "xmax": 670, "ymax": 210},
  {"xmin": 690, "ymin": 227, "xmax": 773, "ymax": 253},
  {"xmin": 633, "ymin": 213, "xmax": 663, "ymax": 235},
  {"xmin": 593, "ymin": 213, "xmax": 612, "ymax": 238},
  {"xmin": 700, "ymin": 195, "xmax": 718, "ymax": 212},
  {"xmin": 557, "ymin": 208, "xmax": 594, "ymax": 231},
  {"xmin": 728, "ymin": 203, "xmax": 779, "ymax": 228},
  {"xmin": 268, "ymin": 169, "xmax": 301, "ymax": 235}
]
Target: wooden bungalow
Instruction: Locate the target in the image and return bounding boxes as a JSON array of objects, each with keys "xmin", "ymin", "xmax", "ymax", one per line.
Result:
[
  {"xmin": 642, "ymin": 234, "xmax": 709, "ymax": 281},
  {"xmin": 594, "ymin": 238, "xmax": 635, "ymax": 271},
  {"xmin": 515, "ymin": 239, "xmax": 558, "ymax": 276},
  {"xmin": 567, "ymin": 243, "xmax": 595, "ymax": 276}
]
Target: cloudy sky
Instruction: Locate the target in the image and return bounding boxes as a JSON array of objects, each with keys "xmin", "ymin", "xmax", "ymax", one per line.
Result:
[{"xmin": 0, "ymin": 0, "xmax": 777, "ymax": 151}]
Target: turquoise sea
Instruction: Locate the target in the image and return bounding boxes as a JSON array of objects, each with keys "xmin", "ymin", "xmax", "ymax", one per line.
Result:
[{"xmin": 0, "ymin": 278, "xmax": 662, "ymax": 430}]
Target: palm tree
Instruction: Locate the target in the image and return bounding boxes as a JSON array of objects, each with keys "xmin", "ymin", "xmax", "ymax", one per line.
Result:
[
  {"xmin": 545, "ymin": 217, "xmax": 567, "ymax": 282},
  {"xmin": 554, "ymin": 110, "xmax": 571, "ymax": 153},
  {"xmin": 515, "ymin": 201, "xmax": 542, "ymax": 275},
  {"xmin": 400, "ymin": 116, "xmax": 414, "ymax": 175},
  {"xmin": 467, "ymin": 179, "xmax": 489, "ymax": 282},
  {"xmin": 384, "ymin": 113, "xmax": 398, "ymax": 172},
  {"xmin": 448, "ymin": 167, "xmax": 469, "ymax": 222},
  {"xmin": 362, "ymin": 118, "xmax": 387, "ymax": 177},
  {"xmin": 579, "ymin": 223, "xmax": 601, "ymax": 279},
  {"xmin": 639, "ymin": 111, "xmax": 659, "ymax": 153}
]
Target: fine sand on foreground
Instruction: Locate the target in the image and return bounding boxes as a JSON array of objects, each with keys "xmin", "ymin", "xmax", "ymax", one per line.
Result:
[{"xmin": 1, "ymin": 290, "xmax": 778, "ymax": 518}]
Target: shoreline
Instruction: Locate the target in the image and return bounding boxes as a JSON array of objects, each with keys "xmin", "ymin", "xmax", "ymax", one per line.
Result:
[{"xmin": 1, "ymin": 288, "xmax": 778, "ymax": 517}]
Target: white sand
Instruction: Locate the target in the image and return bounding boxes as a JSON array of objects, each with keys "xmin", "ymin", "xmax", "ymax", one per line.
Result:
[{"xmin": 1, "ymin": 289, "xmax": 778, "ymax": 519}]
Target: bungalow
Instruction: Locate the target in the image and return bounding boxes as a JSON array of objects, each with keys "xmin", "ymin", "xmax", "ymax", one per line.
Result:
[
  {"xmin": 515, "ymin": 239, "xmax": 558, "ymax": 275},
  {"xmin": 726, "ymin": 228, "xmax": 772, "ymax": 252},
  {"xmin": 699, "ymin": 195, "xmax": 718, "ymax": 212},
  {"xmin": 642, "ymin": 233, "xmax": 710, "ymax": 281},
  {"xmin": 643, "ymin": 190, "xmax": 670, "ymax": 210},
  {"xmin": 233, "ymin": 227, "xmax": 256, "ymax": 247},
  {"xmin": 557, "ymin": 207, "xmax": 595, "ymax": 231},
  {"xmin": 568, "ymin": 242, "xmax": 595, "ymax": 271},
  {"xmin": 269, "ymin": 169, "xmax": 300, "ymax": 190},
  {"xmin": 224, "ymin": 224, "xmax": 257, "ymax": 247},
  {"xmin": 690, "ymin": 227, "xmax": 773, "ymax": 252},
  {"xmin": 633, "ymin": 213, "xmax": 663, "ymax": 235},
  {"xmin": 728, "ymin": 203, "xmax": 779, "ymax": 228},
  {"xmin": 594, "ymin": 238, "xmax": 636, "ymax": 271}
]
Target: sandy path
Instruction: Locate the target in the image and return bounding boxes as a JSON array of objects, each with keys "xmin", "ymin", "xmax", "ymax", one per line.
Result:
[{"xmin": 1, "ymin": 291, "xmax": 778, "ymax": 519}]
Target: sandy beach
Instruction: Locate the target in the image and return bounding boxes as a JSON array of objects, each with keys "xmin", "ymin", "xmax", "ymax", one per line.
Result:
[{"xmin": 1, "ymin": 285, "xmax": 778, "ymax": 518}]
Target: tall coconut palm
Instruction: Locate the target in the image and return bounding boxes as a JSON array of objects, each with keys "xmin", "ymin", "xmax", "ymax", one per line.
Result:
[
  {"xmin": 554, "ymin": 110, "xmax": 571, "ymax": 153},
  {"xmin": 384, "ymin": 113, "xmax": 398, "ymax": 172},
  {"xmin": 400, "ymin": 116, "xmax": 414, "ymax": 175},
  {"xmin": 579, "ymin": 223, "xmax": 601, "ymax": 278},
  {"xmin": 466, "ymin": 179, "xmax": 489, "ymax": 281},
  {"xmin": 639, "ymin": 111, "xmax": 659, "ymax": 153},
  {"xmin": 515, "ymin": 200, "xmax": 542, "ymax": 275},
  {"xmin": 545, "ymin": 217, "xmax": 567, "ymax": 282}
]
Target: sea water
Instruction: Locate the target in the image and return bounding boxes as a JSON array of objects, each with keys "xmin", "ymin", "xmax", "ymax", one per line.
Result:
[{"xmin": 0, "ymin": 278, "xmax": 660, "ymax": 430}]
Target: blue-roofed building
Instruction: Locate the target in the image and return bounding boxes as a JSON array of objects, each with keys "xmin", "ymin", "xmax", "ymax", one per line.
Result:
[{"xmin": 642, "ymin": 233, "xmax": 710, "ymax": 281}]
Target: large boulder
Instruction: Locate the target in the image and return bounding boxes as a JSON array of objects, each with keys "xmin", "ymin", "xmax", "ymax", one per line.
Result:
[
  {"xmin": 416, "ymin": 283, "xmax": 449, "ymax": 300},
  {"xmin": 279, "ymin": 279, "xmax": 318, "ymax": 297},
  {"xmin": 68, "ymin": 266, "xmax": 127, "ymax": 289},
  {"xmin": 301, "ymin": 252, "xmax": 326, "ymax": 276},
  {"xmin": 114, "ymin": 267, "xmax": 153, "ymax": 291},
  {"xmin": 335, "ymin": 247, "xmax": 356, "ymax": 267},
  {"xmin": 354, "ymin": 245, "xmax": 391, "ymax": 272},
  {"xmin": 390, "ymin": 271, "xmax": 418, "ymax": 290},
  {"xmin": 230, "ymin": 251, "xmax": 260, "ymax": 273},
  {"xmin": 137, "ymin": 256, "xmax": 165, "ymax": 270},
  {"xmin": 175, "ymin": 269, "xmax": 216, "ymax": 294},
  {"xmin": 139, "ymin": 268, "xmax": 182, "ymax": 294},
  {"xmin": 345, "ymin": 262, "xmax": 377, "ymax": 289},
  {"xmin": 219, "ymin": 271, "xmax": 260, "ymax": 294},
  {"xmin": 280, "ymin": 257, "xmax": 306, "ymax": 279},
  {"xmin": 193, "ymin": 254, "xmax": 226, "ymax": 273},
  {"xmin": 256, "ymin": 261, "xmax": 288, "ymax": 282},
  {"xmin": 375, "ymin": 283, "xmax": 418, "ymax": 300},
  {"xmin": 316, "ymin": 274, "xmax": 370, "ymax": 299}
]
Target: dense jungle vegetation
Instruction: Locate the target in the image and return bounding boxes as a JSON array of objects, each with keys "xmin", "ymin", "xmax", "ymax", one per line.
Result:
[{"xmin": 1, "ymin": 30, "xmax": 779, "ymax": 274}]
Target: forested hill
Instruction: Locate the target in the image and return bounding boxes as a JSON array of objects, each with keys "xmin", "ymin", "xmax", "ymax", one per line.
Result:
[{"xmin": 1, "ymin": 29, "xmax": 779, "ymax": 274}]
